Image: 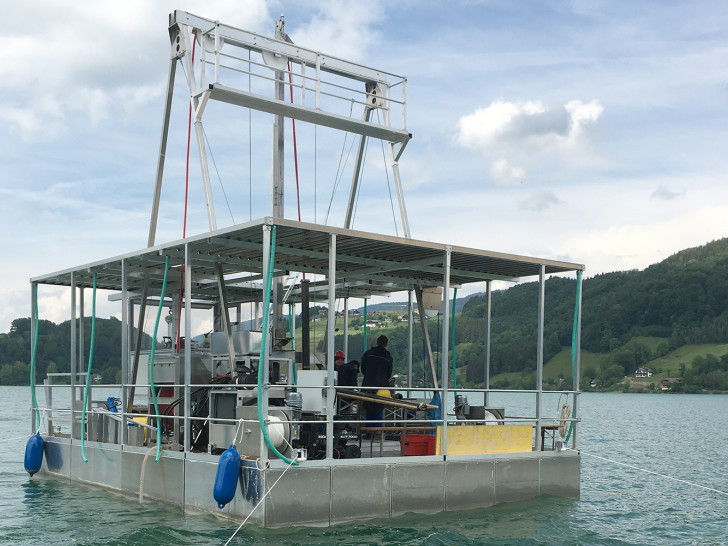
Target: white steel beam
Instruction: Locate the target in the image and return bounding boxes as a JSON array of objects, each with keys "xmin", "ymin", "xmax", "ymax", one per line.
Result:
[{"xmin": 204, "ymin": 85, "xmax": 410, "ymax": 144}]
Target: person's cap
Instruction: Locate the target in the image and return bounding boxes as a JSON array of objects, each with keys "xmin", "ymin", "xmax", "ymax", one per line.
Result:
[{"xmin": 334, "ymin": 350, "xmax": 345, "ymax": 359}]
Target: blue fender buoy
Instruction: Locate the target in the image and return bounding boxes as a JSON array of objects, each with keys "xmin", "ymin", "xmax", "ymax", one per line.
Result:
[
  {"xmin": 213, "ymin": 444, "xmax": 241, "ymax": 509},
  {"xmin": 24, "ymin": 432, "xmax": 45, "ymax": 477}
]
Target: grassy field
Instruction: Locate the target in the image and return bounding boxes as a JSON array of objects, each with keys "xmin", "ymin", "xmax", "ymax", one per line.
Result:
[
  {"xmin": 486, "ymin": 342, "xmax": 728, "ymax": 389},
  {"xmin": 628, "ymin": 336, "xmax": 669, "ymax": 352},
  {"xmin": 646, "ymin": 343, "xmax": 728, "ymax": 380}
]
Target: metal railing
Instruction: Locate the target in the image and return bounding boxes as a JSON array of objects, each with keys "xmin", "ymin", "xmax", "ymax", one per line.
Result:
[{"xmin": 35, "ymin": 377, "xmax": 579, "ymax": 461}]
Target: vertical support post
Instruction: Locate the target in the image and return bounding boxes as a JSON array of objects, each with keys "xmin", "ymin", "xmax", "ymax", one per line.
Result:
[
  {"xmin": 170, "ymin": 281, "xmax": 181, "ymax": 451},
  {"xmin": 363, "ymin": 298, "xmax": 368, "ymax": 349},
  {"xmin": 484, "ymin": 280, "xmax": 492, "ymax": 406},
  {"xmin": 343, "ymin": 297, "xmax": 349, "ymax": 361},
  {"xmin": 572, "ymin": 270, "xmax": 583, "ymax": 449},
  {"xmin": 170, "ymin": 284, "xmax": 179, "ymax": 354},
  {"xmin": 441, "ymin": 247, "xmax": 452, "ymax": 456},
  {"xmin": 301, "ymin": 280, "xmax": 310, "ymax": 370},
  {"xmin": 382, "ymin": 84, "xmax": 391, "ymax": 126},
  {"xmin": 79, "ymin": 288, "xmax": 85, "ymax": 410},
  {"xmin": 315, "ymin": 54, "xmax": 321, "ymax": 109},
  {"xmin": 128, "ymin": 300, "xmax": 135, "ymax": 358},
  {"xmin": 30, "ymin": 283, "xmax": 38, "ymax": 434},
  {"xmin": 184, "ymin": 244, "xmax": 193, "ymax": 452},
  {"xmin": 300, "ymin": 63, "xmax": 306, "ymax": 108},
  {"xmin": 288, "ymin": 304, "xmax": 295, "ymax": 351},
  {"xmin": 325, "ymin": 234, "xmax": 337, "ymax": 460},
  {"xmin": 407, "ymin": 291, "xmax": 414, "ymax": 388},
  {"xmin": 535, "ymin": 264, "xmax": 546, "ymax": 451},
  {"xmin": 173, "ymin": 288, "xmax": 183, "ymax": 450},
  {"xmin": 260, "ymin": 225, "xmax": 272, "ymax": 465},
  {"xmin": 270, "ymin": 20, "xmax": 287, "ymax": 347},
  {"xmin": 121, "ymin": 260, "xmax": 129, "ymax": 444},
  {"xmin": 214, "ymin": 22, "xmax": 220, "ymax": 83},
  {"xmin": 197, "ymin": 27, "xmax": 206, "ymax": 89},
  {"xmin": 272, "ymin": 19, "xmax": 285, "ymax": 220},
  {"xmin": 402, "ymin": 77, "xmax": 407, "ymax": 130},
  {"xmin": 70, "ymin": 273, "xmax": 77, "ymax": 439}
]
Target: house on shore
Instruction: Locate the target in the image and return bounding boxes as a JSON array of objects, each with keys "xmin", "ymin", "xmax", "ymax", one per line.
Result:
[{"xmin": 661, "ymin": 378, "xmax": 682, "ymax": 391}]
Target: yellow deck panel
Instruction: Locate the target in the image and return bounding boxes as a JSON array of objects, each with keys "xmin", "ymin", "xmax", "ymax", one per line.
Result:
[{"xmin": 436, "ymin": 424, "xmax": 533, "ymax": 455}]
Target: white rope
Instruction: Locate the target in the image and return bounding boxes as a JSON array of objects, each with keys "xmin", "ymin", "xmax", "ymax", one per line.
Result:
[
  {"xmin": 224, "ymin": 452, "xmax": 299, "ymax": 545},
  {"xmin": 573, "ymin": 448, "xmax": 728, "ymax": 497},
  {"xmin": 233, "ymin": 418, "xmax": 245, "ymax": 446}
]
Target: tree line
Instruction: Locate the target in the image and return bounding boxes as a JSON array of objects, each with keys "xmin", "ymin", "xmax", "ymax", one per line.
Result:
[{"xmin": 0, "ymin": 317, "xmax": 144, "ymax": 386}]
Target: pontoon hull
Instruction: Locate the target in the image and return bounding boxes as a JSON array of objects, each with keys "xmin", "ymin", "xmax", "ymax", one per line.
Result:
[{"xmin": 39, "ymin": 437, "xmax": 579, "ymax": 527}]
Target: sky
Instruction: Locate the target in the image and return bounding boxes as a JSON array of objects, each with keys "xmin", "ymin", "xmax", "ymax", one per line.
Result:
[{"xmin": 0, "ymin": 0, "xmax": 726, "ymax": 335}]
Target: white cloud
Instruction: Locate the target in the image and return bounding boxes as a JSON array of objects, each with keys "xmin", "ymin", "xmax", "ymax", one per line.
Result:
[
  {"xmin": 490, "ymin": 159, "xmax": 526, "ymax": 186},
  {"xmin": 456, "ymin": 99, "xmax": 603, "ymax": 150},
  {"xmin": 455, "ymin": 98, "xmax": 604, "ymax": 186},
  {"xmin": 651, "ymin": 185, "xmax": 686, "ymax": 201},
  {"xmin": 519, "ymin": 190, "xmax": 561, "ymax": 212},
  {"xmin": 288, "ymin": 0, "xmax": 385, "ymax": 61},
  {"xmin": 564, "ymin": 99, "xmax": 604, "ymax": 143},
  {"xmin": 456, "ymin": 100, "xmax": 546, "ymax": 148},
  {"xmin": 0, "ymin": 1, "xmax": 273, "ymax": 141}
]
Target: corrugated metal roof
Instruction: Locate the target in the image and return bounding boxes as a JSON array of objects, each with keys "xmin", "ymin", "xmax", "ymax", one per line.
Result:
[{"xmin": 32, "ymin": 217, "xmax": 583, "ymax": 305}]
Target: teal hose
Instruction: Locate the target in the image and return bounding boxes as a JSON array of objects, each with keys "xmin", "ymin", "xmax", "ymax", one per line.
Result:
[
  {"xmin": 30, "ymin": 284, "xmax": 40, "ymax": 431},
  {"xmin": 565, "ymin": 270, "xmax": 582, "ymax": 444},
  {"xmin": 258, "ymin": 226, "xmax": 298, "ymax": 466},
  {"xmin": 150, "ymin": 256, "xmax": 170, "ymax": 463},
  {"xmin": 81, "ymin": 274, "xmax": 98, "ymax": 463},
  {"xmin": 451, "ymin": 288, "xmax": 457, "ymax": 393}
]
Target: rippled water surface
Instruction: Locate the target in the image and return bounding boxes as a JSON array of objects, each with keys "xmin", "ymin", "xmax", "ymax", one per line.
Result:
[{"xmin": 1, "ymin": 387, "xmax": 726, "ymax": 545}]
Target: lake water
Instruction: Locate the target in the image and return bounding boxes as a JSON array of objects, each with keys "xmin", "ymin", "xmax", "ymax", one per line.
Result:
[{"xmin": 1, "ymin": 386, "xmax": 726, "ymax": 545}]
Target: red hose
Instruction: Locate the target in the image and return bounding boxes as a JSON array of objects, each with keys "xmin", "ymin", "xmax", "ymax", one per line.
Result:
[{"xmin": 177, "ymin": 31, "xmax": 197, "ymax": 353}]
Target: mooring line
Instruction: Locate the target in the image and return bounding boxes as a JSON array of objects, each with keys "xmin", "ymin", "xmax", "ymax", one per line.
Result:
[
  {"xmin": 224, "ymin": 452, "xmax": 299, "ymax": 545},
  {"xmin": 573, "ymin": 448, "xmax": 728, "ymax": 497}
]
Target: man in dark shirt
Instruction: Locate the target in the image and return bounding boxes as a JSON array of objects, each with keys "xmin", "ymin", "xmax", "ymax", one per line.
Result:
[
  {"xmin": 360, "ymin": 335, "xmax": 393, "ymax": 425},
  {"xmin": 337, "ymin": 359, "xmax": 359, "ymax": 387}
]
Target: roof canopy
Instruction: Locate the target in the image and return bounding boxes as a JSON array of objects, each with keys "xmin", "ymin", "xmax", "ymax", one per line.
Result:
[{"xmin": 32, "ymin": 218, "xmax": 583, "ymax": 305}]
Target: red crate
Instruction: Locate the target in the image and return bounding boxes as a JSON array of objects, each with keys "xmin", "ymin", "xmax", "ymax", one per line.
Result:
[{"xmin": 401, "ymin": 433, "xmax": 436, "ymax": 456}]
